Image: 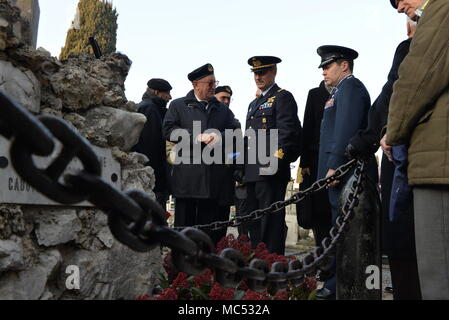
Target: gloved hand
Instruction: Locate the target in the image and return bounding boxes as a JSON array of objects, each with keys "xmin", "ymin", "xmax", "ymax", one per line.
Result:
[
  {"xmin": 345, "ymin": 143, "xmax": 360, "ymax": 159},
  {"xmin": 345, "ymin": 134, "xmax": 379, "ymax": 160},
  {"xmin": 345, "ymin": 142, "xmax": 375, "ymax": 160}
]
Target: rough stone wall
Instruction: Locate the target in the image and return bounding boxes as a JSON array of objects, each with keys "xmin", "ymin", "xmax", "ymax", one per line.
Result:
[
  {"xmin": 7, "ymin": 0, "xmax": 39, "ymax": 48},
  {"xmin": 0, "ymin": 0, "xmax": 162, "ymax": 300}
]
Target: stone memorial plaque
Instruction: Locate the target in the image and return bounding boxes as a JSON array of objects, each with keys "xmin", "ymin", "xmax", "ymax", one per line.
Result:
[{"xmin": 0, "ymin": 136, "xmax": 121, "ymax": 206}]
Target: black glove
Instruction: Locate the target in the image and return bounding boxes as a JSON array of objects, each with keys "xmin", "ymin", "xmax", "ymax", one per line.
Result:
[
  {"xmin": 345, "ymin": 143, "xmax": 360, "ymax": 159},
  {"xmin": 345, "ymin": 141, "xmax": 377, "ymax": 160},
  {"xmin": 346, "ymin": 133, "xmax": 379, "ymax": 160}
]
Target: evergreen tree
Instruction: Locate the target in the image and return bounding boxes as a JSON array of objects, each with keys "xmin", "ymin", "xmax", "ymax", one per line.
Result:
[{"xmin": 60, "ymin": 0, "xmax": 118, "ymax": 60}]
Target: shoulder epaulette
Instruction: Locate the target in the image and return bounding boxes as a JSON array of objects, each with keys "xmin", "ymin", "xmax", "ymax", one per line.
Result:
[{"xmin": 277, "ymin": 89, "xmax": 285, "ymax": 93}]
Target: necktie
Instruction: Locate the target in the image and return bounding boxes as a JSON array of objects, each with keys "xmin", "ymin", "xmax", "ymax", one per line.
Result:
[{"xmin": 200, "ymin": 101, "xmax": 208, "ymax": 112}]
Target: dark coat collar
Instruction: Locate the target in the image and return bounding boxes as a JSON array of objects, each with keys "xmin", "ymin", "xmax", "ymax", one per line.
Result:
[
  {"xmin": 184, "ymin": 90, "xmax": 221, "ymax": 111},
  {"xmin": 139, "ymin": 94, "xmax": 168, "ymax": 114}
]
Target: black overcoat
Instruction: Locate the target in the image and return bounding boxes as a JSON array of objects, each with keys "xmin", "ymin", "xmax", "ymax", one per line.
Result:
[
  {"xmin": 297, "ymin": 81, "xmax": 331, "ymax": 230},
  {"xmin": 349, "ymin": 39, "xmax": 416, "ymax": 259},
  {"xmin": 162, "ymin": 90, "xmax": 237, "ymax": 199},
  {"xmin": 350, "ymin": 38, "xmax": 413, "ymax": 155},
  {"xmin": 132, "ymin": 95, "xmax": 169, "ymax": 193},
  {"xmin": 300, "ymin": 81, "xmax": 329, "ymax": 170}
]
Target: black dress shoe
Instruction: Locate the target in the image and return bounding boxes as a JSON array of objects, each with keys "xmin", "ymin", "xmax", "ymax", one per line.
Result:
[
  {"xmin": 316, "ymin": 288, "xmax": 336, "ymax": 300},
  {"xmin": 385, "ymin": 286, "xmax": 394, "ymax": 293},
  {"xmin": 316, "ymin": 271, "xmax": 333, "ymax": 282}
]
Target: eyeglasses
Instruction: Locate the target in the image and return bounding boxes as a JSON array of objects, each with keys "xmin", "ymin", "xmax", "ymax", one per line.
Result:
[{"xmin": 197, "ymin": 80, "xmax": 219, "ymax": 87}]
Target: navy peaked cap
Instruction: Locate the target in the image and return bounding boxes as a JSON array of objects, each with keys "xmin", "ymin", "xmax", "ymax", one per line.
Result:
[
  {"xmin": 317, "ymin": 45, "xmax": 359, "ymax": 68},
  {"xmin": 188, "ymin": 63, "xmax": 214, "ymax": 81},
  {"xmin": 248, "ymin": 56, "xmax": 282, "ymax": 72}
]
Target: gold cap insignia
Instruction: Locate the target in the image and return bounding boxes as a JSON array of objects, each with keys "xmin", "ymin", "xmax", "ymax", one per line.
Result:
[
  {"xmin": 274, "ymin": 149, "xmax": 285, "ymax": 160},
  {"xmin": 253, "ymin": 60, "xmax": 262, "ymax": 67},
  {"xmin": 208, "ymin": 64, "xmax": 214, "ymax": 72}
]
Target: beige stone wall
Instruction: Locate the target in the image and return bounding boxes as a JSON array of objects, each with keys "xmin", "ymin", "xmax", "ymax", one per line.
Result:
[{"xmin": 0, "ymin": 0, "xmax": 162, "ymax": 300}]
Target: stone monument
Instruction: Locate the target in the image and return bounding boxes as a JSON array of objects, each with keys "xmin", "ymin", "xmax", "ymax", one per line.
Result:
[
  {"xmin": 0, "ymin": 0, "xmax": 163, "ymax": 300},
  {"xmin": 6, "ymin": 0, "xmax": 40, "ymax": 48}
]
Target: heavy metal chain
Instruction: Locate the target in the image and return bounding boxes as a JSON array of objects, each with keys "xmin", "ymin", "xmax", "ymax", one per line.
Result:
[
  {"xmin": 174, "ymin": 159, "xmax": 358, "ymax": 232},
  {"xmin": 0, "ymin": 90, "xmax": 366, "ymax": 294}
]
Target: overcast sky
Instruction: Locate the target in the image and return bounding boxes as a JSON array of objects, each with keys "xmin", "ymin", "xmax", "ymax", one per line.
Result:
[{"xmin": 37, "ymin": 0, "xmax": 407, "ymax": 127}]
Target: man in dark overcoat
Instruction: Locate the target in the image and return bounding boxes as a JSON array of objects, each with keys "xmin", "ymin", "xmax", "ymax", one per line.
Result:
[
  {"xmin": 132, "ymin": 78, "xmax": 173, "ymax": 208},
  {"xmin": 316, "ymin": 45, "xmax": 378, "ymax": 299},
  {"xmin": 298, "ymin": 81, "xmax": 332, "ymax": 247},
  {"xmin": 242, "ymin": 56, "xmax": 302, "ymax": 255},
  {"xmin": 162, "ymin": 64, "xmax": 238, "ymax": 244},
  {"xmin": 346, "ymin": 6, "xmax": 421, "ymax": 299}
]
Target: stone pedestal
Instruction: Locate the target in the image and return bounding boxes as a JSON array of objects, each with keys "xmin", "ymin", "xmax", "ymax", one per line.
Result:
[{"xmin": 336, "ymin": 174, "xmax": 382, "ymax": 300}]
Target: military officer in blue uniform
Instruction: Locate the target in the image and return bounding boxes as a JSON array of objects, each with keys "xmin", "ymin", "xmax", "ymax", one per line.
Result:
[
  {"xmin": 316, "ymin": 45, "xmax": 378, "ymax": 299},
  {"xmin": 242, "ymin": 56, "xmax": 302, "ymax": 254}
]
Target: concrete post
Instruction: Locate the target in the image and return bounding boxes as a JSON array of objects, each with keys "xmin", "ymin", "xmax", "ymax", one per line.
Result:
[{"xmin": 336, "ymin": 173, "xmax": 382, "ymax": 300}]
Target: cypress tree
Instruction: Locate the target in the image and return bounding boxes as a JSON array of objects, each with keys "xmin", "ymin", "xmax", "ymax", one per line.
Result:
[{"xmin": 60, "ymin": 0, "xmax": 118, "ymax": 60}]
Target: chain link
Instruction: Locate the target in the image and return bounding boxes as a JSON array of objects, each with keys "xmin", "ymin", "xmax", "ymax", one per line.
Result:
[
  {"xmin": 0, "ymin": 90, "xmax": 367, "ymax": 294},
  {"xmin": 174, "ymin": 158, "xmax": 357, "ymax": 232}
]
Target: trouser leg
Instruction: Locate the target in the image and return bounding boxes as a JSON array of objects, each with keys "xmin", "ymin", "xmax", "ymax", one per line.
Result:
[
  {"xmin": 197, "ymin": 199, "xmax": 221, "ymax": 246},
  {"xmin": 312, "ymin": 190, "xmax": 333, "ymax": 247},
  {"xmin": 413, "ymin": 186, "xmax": 449, "ymax": 300},
  {"xmin": 174, "ymin": 198, "xmax": 196, "ymax": 227},
  {"xmin": 215, "ymin": 205, "xmax": 230, "ymax": 244},
  {"xmin": 245, "ymin": 183, "xmax": 263, "ymax": 248},
  {"xmin": 323, "ymin": 184, "xmax": 344, "ymax": 294},
  {"xmin": 389, "ymin": 257, "xmax": 421, "ymax": 300},
  {"xmin": 235, "ymin": 197, "xmax": 250, "ymax": 237},
  {"xmin": 155, "ymin": 191, "xmax": 169, "ymax": 210},
  {"xmin": 313, "ymin": 226, "xmax": 330, "ymax": 248},
  {"xmin": 255, "ymin": 179, "xmax": 288, "ymax": 255}
]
